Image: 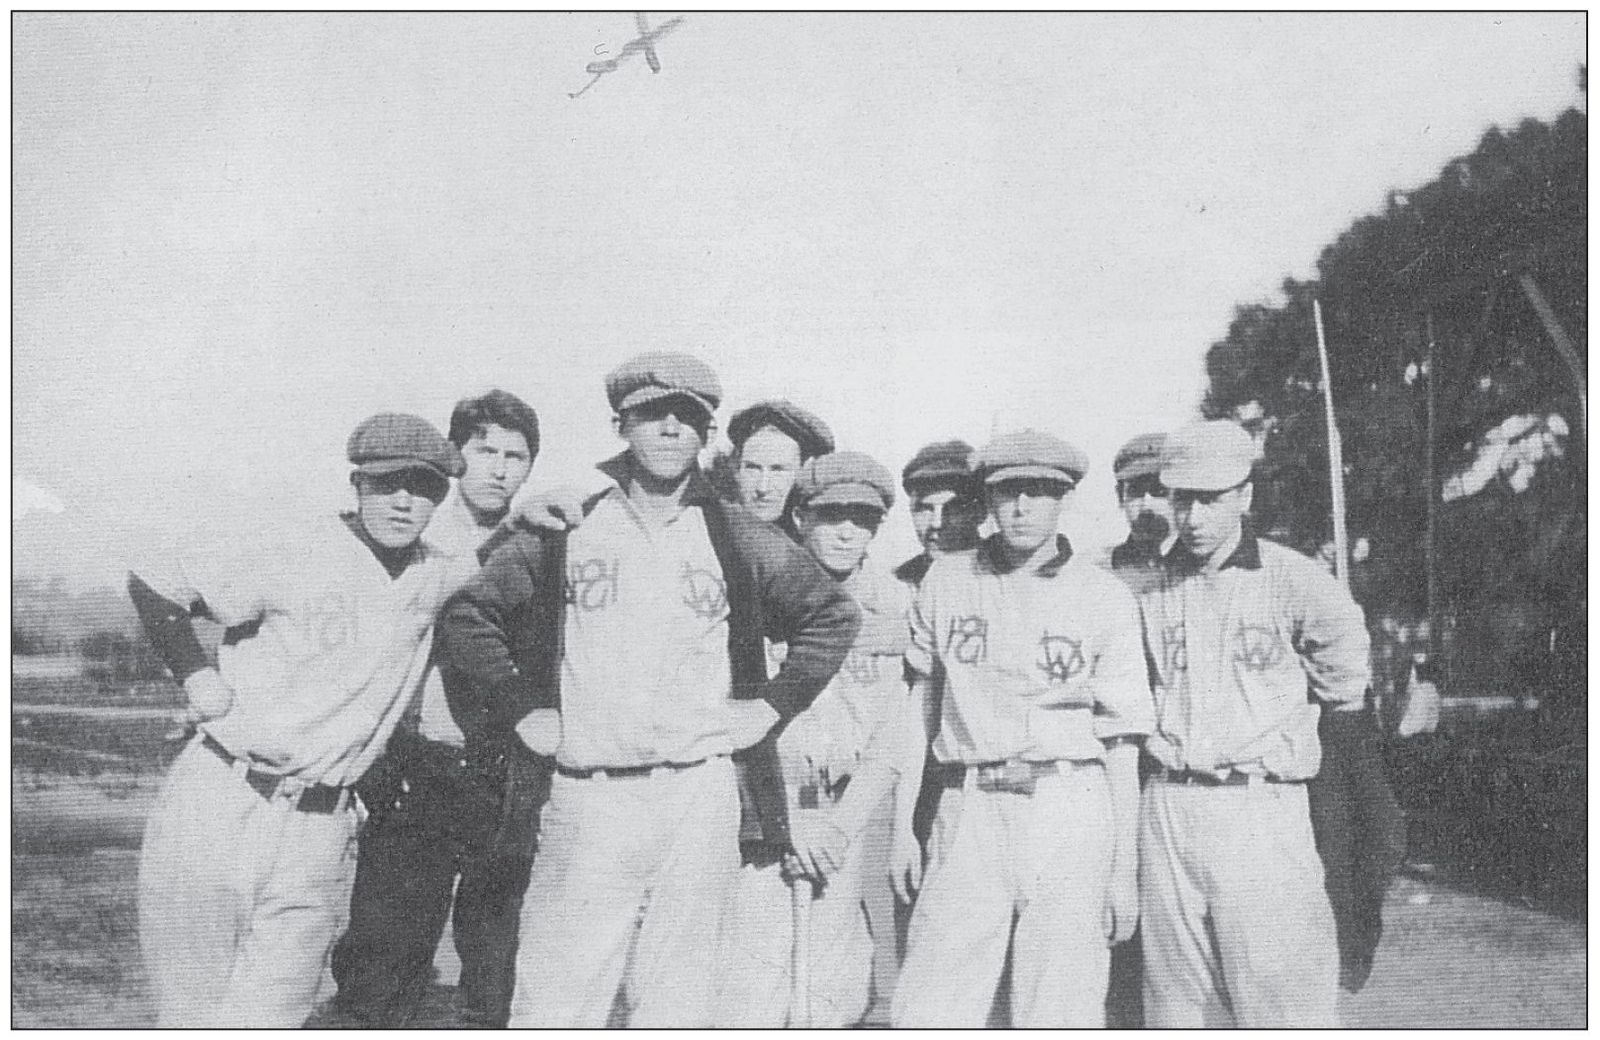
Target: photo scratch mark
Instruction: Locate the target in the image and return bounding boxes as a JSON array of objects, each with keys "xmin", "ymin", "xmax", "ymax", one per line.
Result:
[{"xmin": 569, "ymin": 13, "xmax": 686, "ymax": 99}]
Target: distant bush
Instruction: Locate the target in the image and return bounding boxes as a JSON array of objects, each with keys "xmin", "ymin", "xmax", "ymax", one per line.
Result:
[{"xmin": 78, "ymin": 631, "xmax": 167, "ymax": 683}]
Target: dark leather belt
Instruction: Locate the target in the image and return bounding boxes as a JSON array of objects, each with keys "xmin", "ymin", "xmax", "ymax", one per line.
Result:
[
  {"xmin": 1149, "ymin": 765, "xmax": 1300, "ymax": 787},
  {"xmin": 555, "ymin": 757, "xmax": 707, "ymax": 781},
  {"xmin": 931, "ymin": 759, "xmax": 1091, "ymax": 795},
  {"xmin": 201, "ymin": 733, "xmax": 349, "ymax": 813}
]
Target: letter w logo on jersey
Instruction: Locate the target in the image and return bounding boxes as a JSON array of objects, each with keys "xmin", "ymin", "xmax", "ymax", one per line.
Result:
[
  {"xmin": 1233, "ymin": 624, "xmax": 1285, "ymax": 672},
  {"xmin": 947, "ymin": 615, "xmax": 988, "ymax": 665},
  {"xmin": 1036, "ymin": 632, "xmax": 1087, "ymax": 683},
  {"xmin": 680, "ymin": 563, "xmax": 727, "ymax": 620},
  {"xmin": 566, "ymin": 557, "xmax": 620, "ymax": 612}
]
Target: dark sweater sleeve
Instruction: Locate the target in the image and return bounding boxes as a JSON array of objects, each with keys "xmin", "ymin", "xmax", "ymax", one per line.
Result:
[
  {"xmin": 1308, "ymin": 707, "xmax": 1407, "ymax": 992},
  {"xmin": 437, "ymin": 535, "xmax": 543, "ymax": 735},
  {"xmin": 127, "ymin": 572, "xmax": 209, "ymax": 682},
  {"xmin": 742, "ymin": 521, "xmax": 861, "ymax": 720}
]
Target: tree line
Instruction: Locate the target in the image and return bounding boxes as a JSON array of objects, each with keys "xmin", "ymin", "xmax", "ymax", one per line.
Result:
[{"xmin": 1199, "ymin": 86, "xmax": 1585, "ymax": 715}]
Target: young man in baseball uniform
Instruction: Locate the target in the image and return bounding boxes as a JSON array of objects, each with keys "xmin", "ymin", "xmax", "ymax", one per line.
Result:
[
  {"xmin": 1106, "ymin": 432, "xmax": 1177, "ymax": 584},
  {"xmin": 1099, "ymin": 429, "xmax": 1173, "ymax": 1028},
  {"xmin": 727, "ymin": 398, "xmax": 835, "ymax": 526},
  {"xmin": 1135, "ymin": 420, "xmax": 1370, "ymax": 1027},
  {"xmin": 331, "ymin": 389, "xmax": 542, "ymax": 1027},
  {"xmin": 890, "ymin": 430, "xmax": 1152, "ymax": 1028},
  {"xmin": 887, "ymin": 439, "xmax": 986, "ymax": 991},
  {"xmin": 437, "ymin": 352, "xmax": 860, "ymax": 1028},
  {"xmin": 892, "ymin": 439, "xmax": 986, "ymax": 588},
  {"xmin": 127, "ymin": 414, "xmax": 480, "ymax": 1027},
  {"xmin": 714, "ymin": 451, "xmax": 915, "ymax": 1027}
]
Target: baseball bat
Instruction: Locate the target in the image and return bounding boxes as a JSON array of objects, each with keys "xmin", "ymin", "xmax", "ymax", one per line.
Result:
[{"xmin": 789, "ymin": 869, "xmax": 815, "ymax": 1028}]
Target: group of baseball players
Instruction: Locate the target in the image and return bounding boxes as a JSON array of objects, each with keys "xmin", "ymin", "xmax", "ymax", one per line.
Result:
[{"xmin": 129, "ymin": 349, "xmax": 1377, "ymax": 1029}]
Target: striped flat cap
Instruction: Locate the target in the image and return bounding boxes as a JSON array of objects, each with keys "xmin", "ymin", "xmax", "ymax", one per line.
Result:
[
  {"xmin": 605, "ymin": 352, "xmax": 723, "ymax": 418},
  {"xmin": 346, "ymin": 413, "xmax": 463, "ymax": 479},
  {"xmin": 1113, "ymin": 432, "xmax": 1168, "ymax": 482},
  {"xmin": 975, "ymin": 429, "xmax": 1089, "ymax": 486},
  {"xmin": 901, "ymin": 439, "xmax": 977, "ymax": 493},
  {"xmin": 794, "ymin": 451, "xmax": 896, "ymax": 511}
]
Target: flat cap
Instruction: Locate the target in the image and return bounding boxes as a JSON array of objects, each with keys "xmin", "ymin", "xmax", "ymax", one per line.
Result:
[
  {"xmin": 975, "ymin": 429, "xmax": 1089, "ymax": 486},
  {"xmin": 1113, "ymin": 432, "xmax": 1168, "ymax": 482},
  {"xmin": 1160, "ymin": 420, "xmax": 1257, "ymax": 491},
  {"xmin": 794, "ymin": 451, "xmax": 896, "ymax": 512},
  {"xmin": 605, "ymin": 352, "xmax": 723, "ymax": 418},
  {"xmin": 347, "ymin": 413, "xmax": 463, "ymax": 479},
  {"xmin": 727, "ymin": 399, "xmax": 835, "ymax": 459},
  {"xmin": 901, "ymin": 439, "xmax": 976, "ymax": 493}
]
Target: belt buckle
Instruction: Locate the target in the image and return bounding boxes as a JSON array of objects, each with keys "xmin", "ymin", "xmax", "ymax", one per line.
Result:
[{"xmin": 974, "ymin": 761, "xmax": 1039, "ymax": 796}]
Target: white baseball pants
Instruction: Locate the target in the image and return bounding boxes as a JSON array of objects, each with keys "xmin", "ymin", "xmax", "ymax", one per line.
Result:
[
  {"xmin": 507, "ymin": 756, "xmax": 740, "ymax": 1027},
  {"xmin": 137, "ymin": 736, "xmax": 359, "ymax": 1027},
  {"xmin": 1139, "ymin": 779, "xmax": 1340, "ymax": 1027},
  {"xmin": 892, "ymin": 762, "xmax": 1113, "ymax": 1027}
]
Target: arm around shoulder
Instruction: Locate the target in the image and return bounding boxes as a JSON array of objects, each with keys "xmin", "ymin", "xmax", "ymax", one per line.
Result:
[
  {"xmin": 743, "ymin": 518, "xmax": 862, "ymax": 719},
  {"xmin": 438, "ymin": 533, "xmax": 542, "ymax": 693}
]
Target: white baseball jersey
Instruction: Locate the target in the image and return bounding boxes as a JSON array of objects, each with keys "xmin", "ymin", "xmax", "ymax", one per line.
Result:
[
  {"xmin": 141, "ymin": 515, "xmax": 477, "ymax": 786},
  {"xmin": 907, "ymin": 539, "xmax": 1153, "ymax": 764},
  {"xmin": 1136, "ymin": 532, "xmax": 1370, "ymax": 780},
  {"xmin": 551, "ymin": 483, "xmax": 733, "ymax": 769},
  {"xmin": 775, "ymin": 560, "xmax": 911, "ymax": 792}
]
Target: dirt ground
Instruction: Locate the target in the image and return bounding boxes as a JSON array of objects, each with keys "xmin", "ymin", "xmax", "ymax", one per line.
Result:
[{"xmin": 10, "ymin": 771, "xmax": 1586, "ymax": 1029}]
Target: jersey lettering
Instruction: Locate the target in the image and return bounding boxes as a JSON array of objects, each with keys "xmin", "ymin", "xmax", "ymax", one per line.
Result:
[
  {"xmin": 679, "ymin": 563, "xmax": 728, "ymax": 620},
  {"xmin": 567, "ymin": 557, "xmax": 621, "ymax": 612},
  {"xmin": 1036, "ymin": 632, "xmax": 1088, "ymax": 683},
  {"xmin": 948, "ymin": 615, "xmax": 989, "ymax": 666},
  {"xmin": 298, "ymin": 592, "xmax": 357, "ymax": 652},
  {"xmin": 1233, "ymin": 624, "xmax": 1286, "ymax": 672},
  {"xmin": 1160, "ymin": 621, "xmax": 1187, "ymax": 675}
]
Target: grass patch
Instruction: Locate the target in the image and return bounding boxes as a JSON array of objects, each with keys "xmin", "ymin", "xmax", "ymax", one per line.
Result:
[{"xmin": 11, "ymin": 848, "xmax": 153, "ymax": 1027}]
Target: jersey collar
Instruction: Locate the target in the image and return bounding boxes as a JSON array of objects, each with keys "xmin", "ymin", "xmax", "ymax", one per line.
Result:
[
  {"xmin": 595, "ymin": 452, "xmax": 718, "ymax": 506},
  {"xmin": 340, "ymin": 512, "xmax": 420, "ymax": 579},
  {"xmin": 1168, "ymin": 529, "xmax": 1262, "ymax": 573},
  {"xmin": 978, "ymin": 533, "xmax": 1074, "ymax": 577}
]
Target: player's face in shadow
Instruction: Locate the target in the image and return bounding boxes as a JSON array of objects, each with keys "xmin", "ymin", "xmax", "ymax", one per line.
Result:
[
  {"xmin": 1118, "ymin": 475, "xmax": 1172, "ymax": 543},
  {"xmin": 354, "ymin": 468, "xmax": 447, "ymax": 549},
  {"xmin": 988, "ymin": 478, "xmax": 1069, "ymax": 557},
  {"xmin": 797, "ymin": 503, "xmax": 883, "ymax": 576},
  {"xmin": 910, "ymin": 488, "xmax": 983, "ymax": 555},
  {"xmin": 618, "ymin": 397, "xmax": 711, "ymax": 482}
]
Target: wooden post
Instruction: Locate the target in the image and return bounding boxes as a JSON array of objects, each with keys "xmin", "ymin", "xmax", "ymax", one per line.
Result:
[
  {"xmin": 1515, "ymin": 272, "xmax": 1587, "ymax": 440},
  {"xmin": 1425, "ymin": 311, "xmax": 1441, "ymax": 685},
  {"xmin": 1313, "ymin": 300, "xmax": 1351, "ymax": 588}
]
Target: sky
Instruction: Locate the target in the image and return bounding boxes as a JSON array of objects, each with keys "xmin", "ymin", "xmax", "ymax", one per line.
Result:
[{"xmin": 11, "ymin": 11, "xmax": 1586, "ymax": 587}]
